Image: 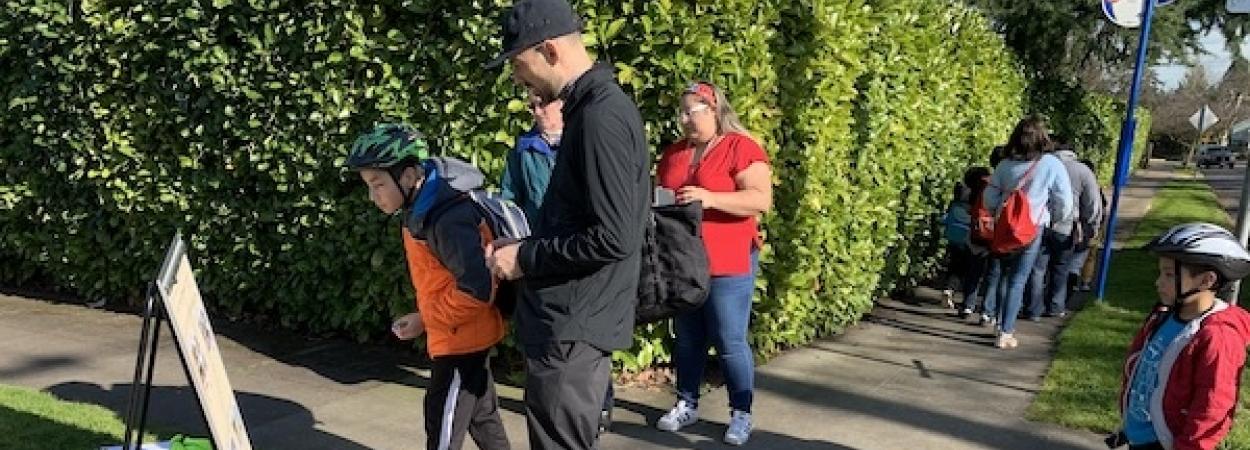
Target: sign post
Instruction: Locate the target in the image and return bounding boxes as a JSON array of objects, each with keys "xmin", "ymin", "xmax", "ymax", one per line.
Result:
[
  {"xmin": 1229, "ymin": 0, "xmax": 1250, "ymax": 303},
  {"xmin": 1094, "ymin": 0, "xmax": 1162, "ymax": 301},
  {"xmin": 1185, "ymin": 105, "xmax": 1219, "ymax": 166}
]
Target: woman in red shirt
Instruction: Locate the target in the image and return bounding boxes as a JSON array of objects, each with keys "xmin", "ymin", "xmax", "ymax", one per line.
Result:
[{"xmin": 653, "ymin": 81, "xmax": 773, "ymax": 446}]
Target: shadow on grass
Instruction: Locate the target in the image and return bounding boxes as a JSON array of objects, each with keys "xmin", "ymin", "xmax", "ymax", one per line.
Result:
[{"xmin": 0, "ymin": 404, "xmax": 121, "ymax": 450}]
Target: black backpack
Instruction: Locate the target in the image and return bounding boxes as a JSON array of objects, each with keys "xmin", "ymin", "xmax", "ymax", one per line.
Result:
[{"xmin": 635, "ymin": 202, "xmax": 711, "ymax": 324}]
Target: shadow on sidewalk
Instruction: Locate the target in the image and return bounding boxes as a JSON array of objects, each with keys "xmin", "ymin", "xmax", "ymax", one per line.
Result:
[
  {"xmin": 608, "ymin": 399, "xmax": 853, "ymax": 450},
  {"xmin": 864, "ymin": 314, "xmax": 994, "ymax": 347},
  {"xmin": 754, "ymin": 371, "xmax": 1094, "ymax": 450},
  {"xmin": 0, "ymin": 355, "xmax": 79, "ymax": 380},
  {"xmin": 809, "ymin": 346, "xmax": 1039, "ymax": 395},
  {"xmin": 214, "ymin": 322, "xmax": 428, "ymax": 387},
  {"xmin": 865, "ymin": 301, "xmax": 998, "ymax": 348},
  {"xmin": 47, "ymin": 381, "xmax": 371, "ymax": 450}
]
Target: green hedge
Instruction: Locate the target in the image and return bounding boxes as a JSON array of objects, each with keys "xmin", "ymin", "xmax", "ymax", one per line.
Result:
[{"xmin": 0, "ymin": 0, "xmax": 1137, "ymax": 371}]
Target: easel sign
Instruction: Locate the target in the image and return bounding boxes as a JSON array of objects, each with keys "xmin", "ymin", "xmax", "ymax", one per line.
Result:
[{"xmin": 116, "ymin": 233, "xmax": 252, "ymax": 450}]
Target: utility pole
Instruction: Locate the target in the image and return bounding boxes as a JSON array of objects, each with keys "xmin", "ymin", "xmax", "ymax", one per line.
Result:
[{"xmin": 1095, "ymin": 0, "xmax": 1159, "ymax": 300}]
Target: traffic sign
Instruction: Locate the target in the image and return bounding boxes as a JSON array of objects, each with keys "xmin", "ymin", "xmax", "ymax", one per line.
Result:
[
  {"xmin": 1104, "ymin": 0, "xmax": 1145, "ymax": 28},
  {"xmin": 1191, "ymin": 105, "xmax": 1220, "ymax": 132},
  {"xmin": 1105, "ymin": 0, "xmax": 1179, "ymax": 27}
]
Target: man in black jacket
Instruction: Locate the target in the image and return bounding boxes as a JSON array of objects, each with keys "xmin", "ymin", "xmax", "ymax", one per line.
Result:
[{"xmin": 484, "ymin": 0, "xmax": 649, "ymax": 448}]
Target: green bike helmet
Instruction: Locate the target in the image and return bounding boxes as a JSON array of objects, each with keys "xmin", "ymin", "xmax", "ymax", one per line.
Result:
[{"xmin": 346, "ymin": 123, "xmax": 430, "ymax": 171}]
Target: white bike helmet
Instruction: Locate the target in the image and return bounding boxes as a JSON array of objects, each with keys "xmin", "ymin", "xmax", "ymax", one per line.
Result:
[{"xmin": 1144, "ymin": 222, "xmax": 1250, "ymax": 301}]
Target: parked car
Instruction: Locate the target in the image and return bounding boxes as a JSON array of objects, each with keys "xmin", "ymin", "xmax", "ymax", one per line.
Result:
[{"xmin": 1198, "ymin": 146, "xmax": 1236, "ymax": 169}]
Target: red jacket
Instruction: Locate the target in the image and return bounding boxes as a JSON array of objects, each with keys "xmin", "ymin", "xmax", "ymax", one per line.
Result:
[{"xmin": 1120, "ymin": 301, "xmax": 1250, "ymax": 450}]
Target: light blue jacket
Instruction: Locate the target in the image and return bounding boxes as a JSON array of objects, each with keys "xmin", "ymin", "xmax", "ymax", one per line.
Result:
[{"xmin": 984, "ymin": 153, "xmax": 1075, "ymax": 230}]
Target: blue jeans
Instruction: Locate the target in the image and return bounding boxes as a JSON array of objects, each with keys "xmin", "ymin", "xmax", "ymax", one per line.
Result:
[
  {"xmin": 1029, "ymin": 229, "xmax": 1076, "ymax": 317},
  {"xmin": 1069, "ymin": 248, "xmax": 1090, "ymax": 276},
  {"xmin": 674, "ymin": 252, "xmax": 757, "ymax": 413},
  {"xmin": 995, "ymin": 229, "xmax": 1044, "ymax": 334}
]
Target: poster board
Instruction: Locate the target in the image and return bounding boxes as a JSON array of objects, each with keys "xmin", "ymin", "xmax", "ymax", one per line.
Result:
[{"xmin": 155, "ymin": 240, "xmax": 252, "ymax": 450}]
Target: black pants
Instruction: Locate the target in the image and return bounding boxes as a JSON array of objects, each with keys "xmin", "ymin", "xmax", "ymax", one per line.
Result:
[
  {"xmin": 949, "ymin": 244, "xmax": 989, "ymax": 312},
  {"xmin": 425, "ymin": 350, "xmax": 510, "ymax": 450},
  {"xmin": 524, "ymin": 341, "xmax": 611, "ymax": 450},
  {"xmin": 1129, "ymin": 443, "xmax": 1165, "ymax": 450}
]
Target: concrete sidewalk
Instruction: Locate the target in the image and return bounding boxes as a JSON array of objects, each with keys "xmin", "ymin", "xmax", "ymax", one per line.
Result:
[
  {"xmin": 0, "ymin": 293, "xmax": 1103, "ymax": 450},
  {"xmin": 1105, "ymin": 159, "xmax": 1178, "ymax": 249},
  {"xmin": 1195, "ymin": 163, "xmax": 1243, "ymax": 222},
  {"xmin": 0, "ymin": 161, "xmax": 1176, "ymax": 450}
]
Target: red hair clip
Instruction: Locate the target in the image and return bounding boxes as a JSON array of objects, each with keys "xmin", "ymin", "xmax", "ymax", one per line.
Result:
[{"xmin": 685, "ymin": 81, "xmax": 717, "ymax": 110}]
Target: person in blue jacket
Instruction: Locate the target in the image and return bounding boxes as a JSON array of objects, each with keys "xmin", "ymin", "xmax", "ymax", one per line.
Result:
[{"xmin": 500, "ymin": 89, "xmax": 563, "ymax": 219}]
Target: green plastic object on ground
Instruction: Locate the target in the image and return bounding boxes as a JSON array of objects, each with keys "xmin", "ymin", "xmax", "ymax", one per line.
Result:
[{"xmin": 170, "ymin": 435, "xmax": 213, "ymax": 450}]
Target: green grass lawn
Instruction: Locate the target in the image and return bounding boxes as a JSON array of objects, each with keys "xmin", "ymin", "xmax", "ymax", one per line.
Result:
[
  {"xmin": 0, "ymin": 383, "xmax": 159, "ymax": 450},
  {"xmin": 1028, "ymin": 179, "xmax": 1250, "ymax": 449}
]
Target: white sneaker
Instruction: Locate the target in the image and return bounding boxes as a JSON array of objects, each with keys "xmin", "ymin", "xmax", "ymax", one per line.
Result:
[
  {"xmin": 657, "ymin": 400, "xmax": 699, "ymax": 432},
  {"xmin": 979, "ymin": 314, "xmax": 996, "ymax": 327},
  {"xmin": 724, "ymin": 409, "xmax": 753, "ymax": 446},
  {"xmin": 995, "ymin": 332, "xmax": 1018, "ymax": 349},
  {"xmin": 941, "ymin": 290, "xmax": 955, "ymax": 309}
]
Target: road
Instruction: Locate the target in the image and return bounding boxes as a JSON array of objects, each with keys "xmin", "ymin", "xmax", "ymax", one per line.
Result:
[{"xmin": 1198, "ymin": 163, "xmax": 1245, "ymax": 221}]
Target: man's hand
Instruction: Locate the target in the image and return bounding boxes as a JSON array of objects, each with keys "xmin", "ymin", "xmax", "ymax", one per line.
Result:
[
  {"xmin": 391, "ymin": 312, "xmax": 425, "ymax": 340},
  {"xmin": 487, "ymin": 238, "xmax": 524, "ymax": 280}
]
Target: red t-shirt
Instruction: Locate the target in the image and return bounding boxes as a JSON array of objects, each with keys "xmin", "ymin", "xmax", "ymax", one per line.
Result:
[{"xmin": 657, "ymin": 132, "xmax": 768, "ymax": 276}]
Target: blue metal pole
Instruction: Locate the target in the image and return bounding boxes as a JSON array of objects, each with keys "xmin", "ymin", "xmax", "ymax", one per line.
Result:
[{"xmin": 1095, "ymin": 0, "xmax": 1158, "ymax": 301}]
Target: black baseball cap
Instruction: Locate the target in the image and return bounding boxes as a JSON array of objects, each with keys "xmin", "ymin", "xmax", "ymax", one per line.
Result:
[{"xmin": 485, "ymin": 0, "xmax": 584, "ymax": 69}]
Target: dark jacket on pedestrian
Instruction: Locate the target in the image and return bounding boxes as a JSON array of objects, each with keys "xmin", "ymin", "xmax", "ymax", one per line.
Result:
[{"xmin": 515, "ymin": 64, "xmax": 650, "ymax": 352}]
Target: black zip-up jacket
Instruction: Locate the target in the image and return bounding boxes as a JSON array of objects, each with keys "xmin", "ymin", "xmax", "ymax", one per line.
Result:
[{"xmin": 516, "ymin": 64, "xmax": 649, "ymax": 352}]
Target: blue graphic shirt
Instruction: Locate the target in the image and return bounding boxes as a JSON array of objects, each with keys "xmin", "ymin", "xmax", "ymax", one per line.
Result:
[{"xmin": 1124, "ymin": 315, "xmax": 1187, "ymax": 445}]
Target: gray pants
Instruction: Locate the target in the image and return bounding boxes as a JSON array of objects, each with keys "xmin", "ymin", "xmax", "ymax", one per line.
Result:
[{"xmin": 524, "ymin": 341, "xmax": 611, "ymax": 450}]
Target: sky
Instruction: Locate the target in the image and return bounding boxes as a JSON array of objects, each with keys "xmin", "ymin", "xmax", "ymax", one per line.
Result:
[{"xmin": 1153, "ymin": 27, "xmax": 1248, "ymax": 90}]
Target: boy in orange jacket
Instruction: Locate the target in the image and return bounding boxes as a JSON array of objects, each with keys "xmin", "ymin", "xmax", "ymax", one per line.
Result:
[{"xmin": 347, "ymin": 123, "xmax": 509, "ymax": 450}]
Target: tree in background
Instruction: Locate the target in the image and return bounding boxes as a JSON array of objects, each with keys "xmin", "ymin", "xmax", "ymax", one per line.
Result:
[
  {"xmin": 968, "ymin": 1, "xmax": 1245, "ymax": 79},
  {"xmin": 1211, "ymin": 55, "xmax": 1250, "ymax": 142},
  {"xmin": 1141, "ymin": 55, "xmax": 1250, "ymax": 160},
  {"xmin": 968, "ymin": 0, "xmax": 1248, "ymax": 163}
]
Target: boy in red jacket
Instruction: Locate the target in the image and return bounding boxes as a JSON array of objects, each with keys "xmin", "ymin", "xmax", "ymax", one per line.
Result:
[{"xmin": 1110, "ymin": 223, "xmax": 1250, "ymax": 450}]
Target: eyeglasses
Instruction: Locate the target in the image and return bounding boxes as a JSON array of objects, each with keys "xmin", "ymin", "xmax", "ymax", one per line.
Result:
[
  {"xmin": 677, "ymin": 103, "xmax": 710, "ymax": 120},
  {"xmin": 529, "ymin": 99, "xmax": 559, "ymax": 111}
]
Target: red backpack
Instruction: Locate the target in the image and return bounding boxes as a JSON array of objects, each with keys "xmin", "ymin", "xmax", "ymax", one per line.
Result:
[
  {"xmin": 969, "ymin": 183, "xmax": 994, "ymax": 246},
  {"xmin": 970, "ymin": 198, "xmax": 993, "ymax": 246},
  {"xmin": 987, "ymin": 160, "xmax": 1041, "ymax": 254}
]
